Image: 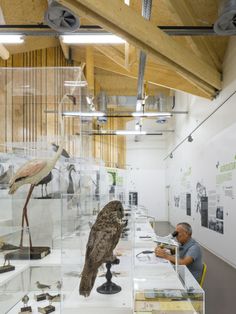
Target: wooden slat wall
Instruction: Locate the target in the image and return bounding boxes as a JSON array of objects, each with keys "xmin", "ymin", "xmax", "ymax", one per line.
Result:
[
  {"xmin": 93, "ymin": 109, "xmax": 126, "ymax": 169},
  {"xmin": 0, "ymin": 46, "xmax": 126, "ymax": 168},
  {"xmin": 0, "ymin": 47, "xmax": 75, "ymax": 154}
]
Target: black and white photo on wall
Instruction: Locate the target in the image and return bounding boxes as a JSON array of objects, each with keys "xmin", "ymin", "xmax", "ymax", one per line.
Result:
[
  {"xmin": 186, "ymin": 193, "xmax": 191, "ymax": 216},
  {"xmin": 129, "ymin": 191, "xmax": 138, "ymax": 206},
  {"xmin": 201, "ymin": 196, "xmax": 208, "ymax": 228}
]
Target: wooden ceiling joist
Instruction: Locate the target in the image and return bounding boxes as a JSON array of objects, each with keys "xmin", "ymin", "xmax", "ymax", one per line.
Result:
[
  {"xmin": 0, "ymin": 44, "xmax": 9, "ymax": 60},
  {"xmin": 0, "ymin": 6, "xmax": 10, "ymax": 60},
  {"xmin": 72, "ymin": 48, "xmax": 213, "ymax": 98},
  {"xmin": 58, "ymin": 0, "xmax": 221, "ymax": 97},
  {"xmin": 166, "ymin": 0, "xmax": 222, "ymax": 71},
  {"xmin": 86, "ymin": 46, "xmax": 95, "ymax": 95},
  {"xmin": 95, "ymin": 45, "xmax": 126, "ymax": 70},
  {"xmin": 59, "ymin": 37, "xmax": 70, "ymax": 60}
]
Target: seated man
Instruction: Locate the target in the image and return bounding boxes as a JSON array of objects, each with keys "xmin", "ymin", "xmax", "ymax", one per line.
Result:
[{"xmin": 155, "ymin": 222, "xmax": 203, "ymax": 282}]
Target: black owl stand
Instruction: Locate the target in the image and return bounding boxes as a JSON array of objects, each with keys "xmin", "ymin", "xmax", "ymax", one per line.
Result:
[{"xmin": 97, "ymin": 258, "xmax": 121, "ymax": 295}]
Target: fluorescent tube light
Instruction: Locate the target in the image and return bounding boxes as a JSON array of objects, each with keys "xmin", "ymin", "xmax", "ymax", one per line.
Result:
[
  {"xmin": 64, "ymin": 80, "xmax": 87, "ymax": 87},
  {"xmin": 61, "ymin": 34, "xmax": 125, "ymax": 44},
  {"xmin": 132, "ymin": 112, "xmax": 172, "ymax": 117},
  {"xmin": 63, "ymin": 111, "xmax": 105, "ymax": 117},
  {"xmin": 0, "ymin": 35, "xmax": 24, "ymax": 44},
  {"xmin": 115, "ymin": 130, "xmax": 147, "ymax": 135}
]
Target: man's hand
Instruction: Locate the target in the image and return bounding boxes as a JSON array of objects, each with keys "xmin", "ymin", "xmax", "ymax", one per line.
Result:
[{"xmin": 155, "ymin": 246, "xmax": 168, "ymax": 258}]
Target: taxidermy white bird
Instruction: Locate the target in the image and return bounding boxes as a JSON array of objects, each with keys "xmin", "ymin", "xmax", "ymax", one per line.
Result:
[{"xmin": 8, "ymin": 94, "xmax": 70, "ymax": 248}]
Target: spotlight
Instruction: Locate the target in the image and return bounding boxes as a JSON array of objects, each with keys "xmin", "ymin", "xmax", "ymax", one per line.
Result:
[
  {"xmin": 170, "ymin": 153, "xmax": 173, "ymax": 159},
  {"xmin": 188, "ymin": 135, "xmax": 193, "ymax": 142}
]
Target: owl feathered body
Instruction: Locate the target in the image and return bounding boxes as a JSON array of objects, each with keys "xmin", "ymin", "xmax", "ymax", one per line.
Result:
[{"xmin": 79, "ymin": 200, "xmax": 124, "ymax": 297}]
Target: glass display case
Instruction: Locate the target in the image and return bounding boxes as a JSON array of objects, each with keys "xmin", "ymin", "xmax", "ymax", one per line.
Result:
[
  {"xmin": 0, "ymin": 196, "xmax": 30, "ymax": 314},
  {"xmin": 0, "ymin": 66, "xmax": 205, "ymax": 314},
  {"xmin": 60, "ymin": 189, "xmax": 134, "ymax": 314},
  {"xmin": 134, "ymin": 265, "xmax": 204, "ymax": 314},
  {"xmin": 0, "ymin": 66, "xmax": 89, "ymax": 313}
]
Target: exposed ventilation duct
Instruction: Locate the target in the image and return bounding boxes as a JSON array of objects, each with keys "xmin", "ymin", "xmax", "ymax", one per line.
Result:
[
  {"xmin": 44, "ymin": 0, "xmax": 80, "ymax": 32},
  {"xmin": 106, "ymin": 95, "xmax": 175, "ymax": 111},
  {"xmin": 97, "ymin": 91, "xmax": 108, "ymax": 124},
  {"xmin": 136, "ymin": 0, "xmax": 152, "ymax": 105},
  {"xmin": 145, "ymin": 94, "xmax": 174, "ymax": 111},
  {"xmin": 214, "ymin": 0, "xmax": 236, "ymax": 35}
]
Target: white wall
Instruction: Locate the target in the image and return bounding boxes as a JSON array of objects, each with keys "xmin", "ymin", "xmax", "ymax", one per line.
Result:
[
  {"xmin": 166, "ymin": 37, "xmax": 236, "ymax": 268},
  {"xmin": 126, "ymin": 120, "xmax": 167, "ymax": 220},
  {"xmin": 124, "ymin": 37, "xmax": 236, "ymax": 267}
]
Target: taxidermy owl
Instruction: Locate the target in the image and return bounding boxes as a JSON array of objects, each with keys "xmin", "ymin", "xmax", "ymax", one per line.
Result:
[{"xmin": 79, "ymin": 200, "xmax": 124, "ymax": 297}]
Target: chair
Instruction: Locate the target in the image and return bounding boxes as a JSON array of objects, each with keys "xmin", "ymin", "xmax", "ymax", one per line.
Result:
[{"xmin": 199, "ymin": 262, "xmax": 207, "ymax": 287}]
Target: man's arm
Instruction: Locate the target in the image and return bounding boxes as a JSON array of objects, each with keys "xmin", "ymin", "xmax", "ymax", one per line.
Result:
[{"xmin": 155, "ymin": 247, "xmax": 193, "ymax": 266}]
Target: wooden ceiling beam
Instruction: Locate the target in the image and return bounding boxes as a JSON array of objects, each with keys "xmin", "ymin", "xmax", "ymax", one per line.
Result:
[
  {"xmin": 95, "ymin": 45, "xmax": 126, "ymax": 69},
  {"xmin": 86, "ymin": 46, "xmax": 95, "ymax": 95},
  {"xmin": 166, "ymin": 0, "xmax": 222, "ymax": 71},
  {"xmin": 58, "ymin": 0, "xmax": 221, "ymax": 97},
  {"xmin": 72, "ymin": 48, "xmax": 212, "ymax": 98},
  {"xmin": 0, "ymin": 6, "xmax": 10, "ymax": 60},
  {"xmin": 59, "ymin": 38, "xmax": 70, "ymax": 60},
  {"xmin": 0, "ymin": 44, "xmax": 9, "ymax": 60}
]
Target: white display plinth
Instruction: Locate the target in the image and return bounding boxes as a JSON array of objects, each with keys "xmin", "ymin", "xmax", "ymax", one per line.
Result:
[{"xmin": 62, "ymin": 277, "xmax": 133, "ymax": 314}]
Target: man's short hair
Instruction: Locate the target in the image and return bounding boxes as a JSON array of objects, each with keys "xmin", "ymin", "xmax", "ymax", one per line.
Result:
[{"xmin": 177, "ymin": 222, "xmax": 192, "ymax": 235}]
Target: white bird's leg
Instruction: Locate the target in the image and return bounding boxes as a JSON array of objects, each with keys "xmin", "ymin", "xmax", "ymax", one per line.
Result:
[
  {"xmin": 45, "ymin": 184, "xmax": 48, "ymax": 197},
  {"xmin": 41, "ymin": 184, "xmax": 44, "ymax": 198},
  {"xmin": 24, "ymin": 206, "xmax": 33, "ymax": 249},
  {"xmin": 20, "ymin": 184, "xmax": 35, "ymax": 249},
  {"xmin": 20, "ymin": 205, "xmax": 25, "ymax": 248}
]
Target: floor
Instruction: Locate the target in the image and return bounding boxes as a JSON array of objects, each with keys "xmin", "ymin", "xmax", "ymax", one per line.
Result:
[{"xmin": 153, "ymin": 221, "xmax": 236, "ymax": 314}]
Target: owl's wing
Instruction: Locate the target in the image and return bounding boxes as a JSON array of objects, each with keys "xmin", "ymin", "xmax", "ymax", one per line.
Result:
[{"xmin": 86, "ymin": 224, "xmax": 121, "ymax": 264}]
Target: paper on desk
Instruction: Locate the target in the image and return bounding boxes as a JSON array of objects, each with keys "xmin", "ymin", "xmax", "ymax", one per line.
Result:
[
  {"xmin": 135, "ymin": 254, "xmax": 169, "ymax": 265},
  {"xmin": 136, "ymin": 300, "xmax": 196, "ymax": 313},
  {"xmin": 154, "ymin": 236, "xmax": 178, "ymax": 246}
]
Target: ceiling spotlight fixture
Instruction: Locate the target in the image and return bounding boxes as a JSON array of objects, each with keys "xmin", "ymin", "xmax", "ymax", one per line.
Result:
[
  {"xmin": 170, "ymin": 153, "xmax": 173, "ymax": 159},
  {"xmin": 61, "ymin": 33, "xmax": 125, "ymax": 44},
  {"xmin": 0, "ymin": 35, "xmax": 24, "ymax": 44},
  {"xmin": 135, "ymin": 122, "xmax": 140, "ymax": 131},
  {"xmin": 188, "ymin": 135, "xmax": 193, "ymax": 142},
  {"xmin": 86, "ymin": 95, "xmax": 96, "ymax": 111},
  {"xmin": 132, "ymin": 112, "xmax": 172, "ymax": 117}
]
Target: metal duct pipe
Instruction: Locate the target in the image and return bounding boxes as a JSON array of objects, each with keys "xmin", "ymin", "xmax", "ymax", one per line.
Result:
[
  {"xmin": 97, "ymin": 91, "xmax": 108, "ymax": 123},
  {"xmin": 137, "ymin": 51, "xmax": 147, "ymax": 101},
  {"xmin": 214, "ymin": 0, "xmax": 236, "ymax": 34},
  {"xmin": 45, "ymin": 0, "xmax": 80, "ymax": 32},
  {"xmin": 136, "ymin": 0, "xmax": 152, "ymax": 105},
  {"xmin": 142, "ymin": 0, "xmax": 153, "ymax": 18}
]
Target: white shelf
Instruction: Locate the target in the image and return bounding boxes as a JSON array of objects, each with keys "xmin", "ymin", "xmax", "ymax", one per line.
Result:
[
  {"xmin": 0, "ymin": 264, "xmax": 28, "ymax": 286},
  {"xmin": 7, "ymin": 291, "xmax": 61, "ymax": 314},
  {"xmin": 29, "ymin": 249, "xmax": 61, "ymax": 267},
  {"xmin": 0, "ymin": 226, "xmax": 22, "ymax": 237}
]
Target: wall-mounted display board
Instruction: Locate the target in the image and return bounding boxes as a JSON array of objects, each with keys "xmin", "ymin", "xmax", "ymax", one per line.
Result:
[{"xmin": 168, "ymin": 120, "xmax": 236, "ymax": 267}]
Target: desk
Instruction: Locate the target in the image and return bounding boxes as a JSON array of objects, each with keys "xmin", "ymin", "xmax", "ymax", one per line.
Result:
[
  {"xmin": 133, "ymin": 217, "xmax": 203, "ymax": 314},
  {"xmin": 135, "ymin": 222, "xmax": 156, "ymax": 248}
]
